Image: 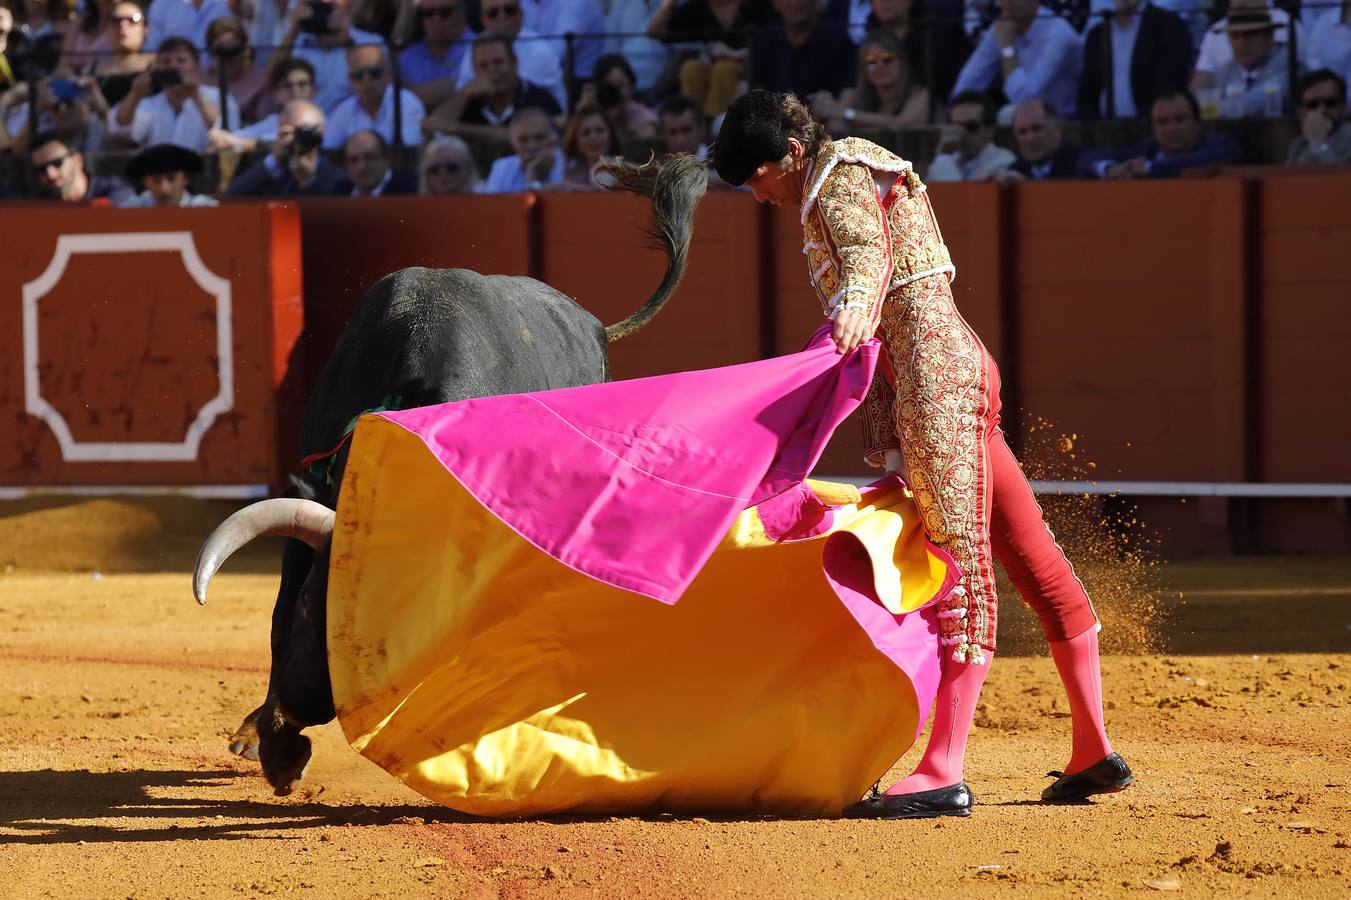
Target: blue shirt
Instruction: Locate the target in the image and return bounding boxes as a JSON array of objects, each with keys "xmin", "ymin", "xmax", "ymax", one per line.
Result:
[
  {"xmin": 294, "ymin": 28, "xmax": 385, "ymax": 114},
  {"xmin": 323, "ymin": 85, "xmax": 426, "ymax": 149},
  {"xmin": 483, "ymin": 148, "xmax": 565, "ymax": 193},
  {"xmin": 951, "ymin": 12, "xmax": 1082, "ymax": 117},
  {"xmin": 398, "ymin": 33, "xmax": 475, "ymax": 86}
]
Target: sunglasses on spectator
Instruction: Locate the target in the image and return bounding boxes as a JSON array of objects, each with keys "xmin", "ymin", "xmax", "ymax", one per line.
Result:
[
  {"xmin": 280, "ymin": 78, "xmax": 313, "ymax": 91},
  {"xmin": 953, "ymin": 119, "xmax": 983, "ymax": 133},
  {"xmin": 483, "ymin": 4, "xmax": 519, "ymax": 19},
  {"xmin": 863, "ymin": 52, "xmax": 896, "ymax": 69},
  {"xmin": 32, "ymin": 154, "xmax": 69, "ymax": 175},
  {"xmin": 349, "ymin": 66, "xmax": 385, "ymax": 81},
  {"xmin": 110, "ymin": 13, "xmax": 145, "ymax": 25},
  {"xmin": 1302, "ymin": 96, "xmax": 1343, "ymax": 111},
  {"xmin": 427, "ymin": 161, "xmax": 463, "ymax": 175},
  {"xmin": 420, "ymin": 5, "xmax": 461, "ymax": 18}
]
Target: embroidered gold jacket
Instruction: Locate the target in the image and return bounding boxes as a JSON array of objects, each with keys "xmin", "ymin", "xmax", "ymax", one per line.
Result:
[
  {"xmin": 799, "ymin": 137, "xmax": 957, "ymax": 467},
  {"xmin": 799, "ymin": 137, "xmax": 955, "ymax": 326}
]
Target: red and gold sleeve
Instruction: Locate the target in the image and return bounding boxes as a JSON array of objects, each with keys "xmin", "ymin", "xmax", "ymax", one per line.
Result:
[{"xmin": 814, "ymin": 163, "xmax": 895, "ymax": 326}]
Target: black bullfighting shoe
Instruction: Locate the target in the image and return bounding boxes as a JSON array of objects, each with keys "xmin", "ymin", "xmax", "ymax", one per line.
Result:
[
  {"xmin": 1041, "ymin": 752, "xmax": 1134, "ymax": 803},
  {"xmin": 841, "ymin": 782, "xmax": 974, "ymax": 820}
]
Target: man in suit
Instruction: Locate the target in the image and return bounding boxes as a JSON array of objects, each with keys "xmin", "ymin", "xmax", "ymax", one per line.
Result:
[
  {"xmin": 336, "ymin": 129, "xmax": 419, "ymax": 196},
  {"xmin": 227, "ymin": 100, "xmax": 347, "ymax": 198},
  {"xmin": 1077, "ymin": 89, "xmax": 1241, "ymax": 179},
  {"xmin": 1077, "ymin": 0, "xmax": 1194, "ymax": 119},
  {"xmin": 998, "ymin": 99, "xmax": 1081, "ymax": 181}
]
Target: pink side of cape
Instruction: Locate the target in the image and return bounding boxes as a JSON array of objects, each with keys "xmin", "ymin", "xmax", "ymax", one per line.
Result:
[{"xmin": 375, "ymin": 325, "xmax": 944, "ymax": 713}]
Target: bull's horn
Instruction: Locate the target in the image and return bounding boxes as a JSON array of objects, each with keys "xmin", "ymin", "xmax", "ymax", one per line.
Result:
[{"xmin": 192, "ymin": 498, "xmax": 335, "ymax": 606}]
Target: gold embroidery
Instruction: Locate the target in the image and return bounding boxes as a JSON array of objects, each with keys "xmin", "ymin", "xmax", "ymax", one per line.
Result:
[
  {"xmin": 879, "ymin": 275, "xmax": 996, "ymax": 655},
  {"xmin": 804, "ymin": 160, "xmax": 891, "ymax": 322}
]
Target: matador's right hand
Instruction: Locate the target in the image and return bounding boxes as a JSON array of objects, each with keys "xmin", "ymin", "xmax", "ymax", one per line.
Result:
[{"xmin": 831, "ymin": 309, "xmax": 874, "ymax": 355}]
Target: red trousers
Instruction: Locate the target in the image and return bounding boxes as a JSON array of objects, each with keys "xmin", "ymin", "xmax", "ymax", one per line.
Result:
[{"xmin": 871, "ymin": 275, "xmax": 1098, "ymax": 653}]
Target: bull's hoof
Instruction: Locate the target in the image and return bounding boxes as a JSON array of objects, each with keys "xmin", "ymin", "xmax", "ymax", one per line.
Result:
[
  {"xmin": 259, "ymin": 720, "xmax": 313, "ymax": 797},
  {"xmin": 228, "ymin": 706, "xmax": 264, "ymax": 762}
]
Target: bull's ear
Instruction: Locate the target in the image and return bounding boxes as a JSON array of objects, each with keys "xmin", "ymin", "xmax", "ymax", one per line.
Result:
[{"xmin": 805, "ymin": 479, "xmax": 862, "ymax": 507}]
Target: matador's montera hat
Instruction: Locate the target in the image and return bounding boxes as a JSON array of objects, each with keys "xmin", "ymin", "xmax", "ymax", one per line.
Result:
[{"xmin": 712, "ymin": 89, "xmax": 791, "ymax": 187}]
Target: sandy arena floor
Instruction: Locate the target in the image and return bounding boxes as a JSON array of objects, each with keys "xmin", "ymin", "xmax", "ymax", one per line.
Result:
[{"xmin": 1, "ymin": 498, "xmax": 1349, "ymax": 898}]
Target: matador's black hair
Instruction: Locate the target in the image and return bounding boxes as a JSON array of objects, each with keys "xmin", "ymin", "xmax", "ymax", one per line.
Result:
[{"xmin": 712, "ymin": 89, "xmax": 792, "ymax": 187}]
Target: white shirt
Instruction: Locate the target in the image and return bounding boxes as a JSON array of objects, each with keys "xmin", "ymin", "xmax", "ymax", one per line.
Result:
[
  {"xmin": 926, "ymin": 143, "xmax": 1017, "ymax": 182},
  {"xmin": 238, "ymin": 111, "xmax": 279, "ymax": 141},
  {"xmin": 145, "ymin": 0, "xmax": 232, "ymax": 51},
  {"xmin": 482, "ymin": 148, "xmax": 565, "ymax": 193},
  {"xmin": 352, "ymin": 168, "xmax": 393, "ymax": 197},
  {"xmin": 118, "ymin": 190, "xmax": 220, "ymax": 207},
  {"xmin": 456, "ymin": 26, "xmax": 565, "ymax": 108},
  {"xmin": 293, "ymin": 28, "xmax": 385, "ymax": 114},
  {"xmin": 323, "ymin": 85, "xmax": 426, "ymax": 149},
  {"xmin": 603, "ymin": 0, "xmax": 669, "ymax": 90},
  {"xmin": 1106, "ymin": 4, "xmax": 1146, "ymax": 118},
  {"xmin": 1195, "ymin": 6, "xmax": 1307, "ymax": 76},
  {"xmin": 109, "ymin": 91, "xmax": 242, "ymax": 151},
  {"xmin": 1309, "ymin": 18, "xmax": 1351, "ymax": 82},
  {"xmin": 521, "ymin": 0, "xmax": 607, "ymax": 78}
]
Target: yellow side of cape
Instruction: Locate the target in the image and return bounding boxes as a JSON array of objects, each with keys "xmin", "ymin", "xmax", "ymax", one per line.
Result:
[{"xmin": 327, "ymin": 415, "xmax": 950, "ymax": 817}]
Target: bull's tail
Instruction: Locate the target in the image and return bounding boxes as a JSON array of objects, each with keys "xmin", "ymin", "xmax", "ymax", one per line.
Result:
[{"xmin": 600, "ymin": 154, "xmax": 709, "ymax": 343}]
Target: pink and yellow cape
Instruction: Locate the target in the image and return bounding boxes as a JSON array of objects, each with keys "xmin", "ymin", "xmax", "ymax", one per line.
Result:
[{"xmin": 325, "ymin": 327, "xmax": 959, "ymax": 817}]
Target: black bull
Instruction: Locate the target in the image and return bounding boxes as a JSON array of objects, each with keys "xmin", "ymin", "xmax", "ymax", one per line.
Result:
[{"xmin": 192, "ymin": 158, "xmax": 708, "ymax": 794}]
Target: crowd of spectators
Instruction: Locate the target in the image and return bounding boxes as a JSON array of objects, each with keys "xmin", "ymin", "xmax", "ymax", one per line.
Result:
[{"xmin": 1, "ymin": 0, "xmax": 1349, "ymax": 206}]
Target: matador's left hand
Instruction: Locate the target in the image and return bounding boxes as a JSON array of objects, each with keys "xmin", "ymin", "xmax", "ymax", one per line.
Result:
[{"xmin": 832, "ymin": 309, "xmax": 874, "ymax": 354}]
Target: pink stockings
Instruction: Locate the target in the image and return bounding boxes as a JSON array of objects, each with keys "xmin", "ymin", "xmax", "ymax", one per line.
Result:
[
  {"xmin": 886, "ymin": 649, "xmax": 995, "ymax": 795},
  {"xmin": 886, "ymin": 625, "xmax": 1114, "ymax": 794},
  {"xmin": 1048, "ymin": 625, "xmax": 1114, "ymax": 775}
]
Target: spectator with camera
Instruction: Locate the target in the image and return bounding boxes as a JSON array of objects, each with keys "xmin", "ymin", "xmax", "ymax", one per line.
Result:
[
  {"xmin": 481, "ymin": 104, "xmax": 562, "ymax": 192},
  {"xmin": 27, "ymin": 128, "xmax": 134, "ymax": 201},
  {"xmin": 579, "ymin": 53, "xmax": 657, "ymax": 146},
  {"xmin": 949, "ymin": 0, "xmax": 1081, "ymax": 118},
  {"xmin": 1285, "ymin": 70, "xmax": 1351, "ymax": 165},
  {"xmin": 748, "ymin": 0, "xmax": 856, "ymax": 101},
  {"xmin": 323, "ymin": 43, "xmax": 424, "ymax": 148},
  {"xmin": 926, "ymin": 89, "xmax": 1015, "ymax": 181},
  {"xmin": 3, "ymin": 70, "xmax": 110, "ymax": 153},
  {"xmin": 421, "ymin": 31, "xmax": 559, "ymax": 148},
  {"xmin": 202, "ymin": 17, "xmax": 269, "ymax": 126},
  {"xmin": 419, "ymin": 132, "xmax": 480, "ymax": 193},
  {"xmin": 1077, "ymin": 0, "xmax": 1193, "ymax": 120},
  {"xmin": 391, "ymin": 0, "xmax": 475, "ymax": 111},
  {"xmin": 209, "ymin": 56, "xmax": 315, "ymax": 150},
  {"xmin": 1077, "ymin": 89, "xmax": 1240, "ymax": 178},
  {"xmin": 143, "ymin": 0, "xmax": 231, "ymax": 53},
  {"xmin": 283, "ymin": 0, "xmax": 383, "ymax": 114},
  {"xmin": 109, "ymin": 36, "xmax": 238, "ymax": 150},
  {"xmin": 117, "ymin": 141, "xmax": 218, "ymax": 205},
  {"xmin": 454, "ymin": 0, "xmax": 564, "ymax": 108},
  {"xmin": 227, "ymin": 98, "xmax": 347, "ymax": 194},
  {"xmin": 82, "ymin": 0, "xmax": 150, "ymax": 107},
  {"xmin": 338, "ymin": 128, "xmax": 418, "ymax": 195}
]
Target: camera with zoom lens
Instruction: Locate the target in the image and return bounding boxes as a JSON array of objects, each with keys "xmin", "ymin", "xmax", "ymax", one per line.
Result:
[
  {"xmin": 595, "ymin": 82, "xmax": 622, "ymax": 111},
  {"xmin": 290, "ymin": 125, "xmax": 324, "ymax": 155},
  {"xmin": 150, "ymin": 68, "xmax": 183, "ymax": 91},
  {"xmin": 299, "ymin": 1, "xmax": 336, "ymax": 34}
]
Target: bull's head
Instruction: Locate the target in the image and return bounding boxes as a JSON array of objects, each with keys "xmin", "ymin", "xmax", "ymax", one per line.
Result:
[{"xmin": 194, "ymin": 499, "xmax": 337, "ymax": 794}]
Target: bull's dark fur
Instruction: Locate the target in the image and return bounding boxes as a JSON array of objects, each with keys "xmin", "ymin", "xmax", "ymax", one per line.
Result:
[{"xmin": 236, "ymin": 155, "xmax": 709, "ymax": 794}]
